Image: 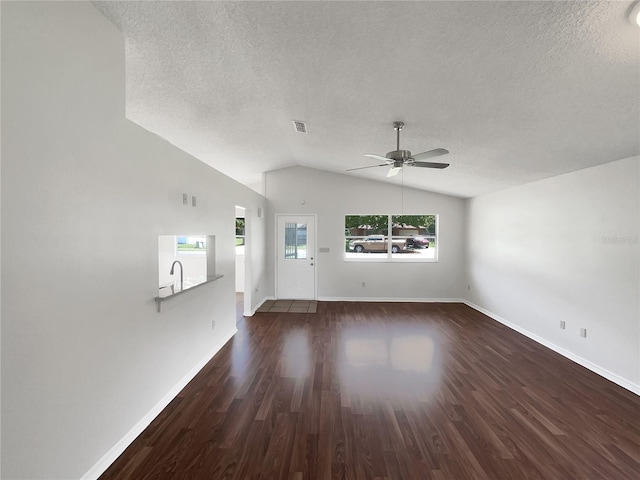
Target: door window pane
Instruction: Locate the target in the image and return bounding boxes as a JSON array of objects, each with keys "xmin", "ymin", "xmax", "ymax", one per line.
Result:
[{"xmin": 285, "ymin": 223, "xmax": 307, "ymax": 259}]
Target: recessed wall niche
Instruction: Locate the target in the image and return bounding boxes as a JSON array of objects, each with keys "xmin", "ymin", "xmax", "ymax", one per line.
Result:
[{"xmin": 156, "ymin": 235, "xmax": 221, "ymax": 311}]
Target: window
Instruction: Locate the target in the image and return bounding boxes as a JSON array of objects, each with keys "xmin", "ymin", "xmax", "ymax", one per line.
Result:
[
  {"xmin": 345, "ymin": 215, "xmax": 438, "ymax": 261},
  {"xmin": 236, "ymin": 218, "xmax": 245, "ymax": 246},
  {"xmin": 176, "ymin": 235, "xmax": 207, "ymax": 255},
  {"xmin": 236, "ymin": 217, "xmax": 246, "ymax": 256}
]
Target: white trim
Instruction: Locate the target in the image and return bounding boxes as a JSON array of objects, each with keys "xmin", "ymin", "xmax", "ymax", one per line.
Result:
[
  {"xmin": 80, "ymin": 327, "xmax": 238, "ymax": 480},
  {"xmin": 244, "ymin": 295, "xmax": 275, "ymax": 316},
  {"xmin": 318, "ymin": 297, "xmax": 463, "ymax": 303},
  {"xmin": 343, "ymin": 255, "xmax": 438, "ymax": 263},
  {"xmin": 462, "ymin": 300, "xmax": 640, "ymax": 396}
]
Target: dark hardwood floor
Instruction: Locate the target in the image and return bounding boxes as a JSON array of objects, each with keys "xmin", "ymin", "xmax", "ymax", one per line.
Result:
[{"xmin": 100, "ymin": 302, "xmax": 640, "ymax": 479}]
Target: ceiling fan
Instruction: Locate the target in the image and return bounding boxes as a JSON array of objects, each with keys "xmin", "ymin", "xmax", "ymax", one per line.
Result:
[{"xmin": 347, "ymin": 122, "xmax": 449, "ymax": 177}]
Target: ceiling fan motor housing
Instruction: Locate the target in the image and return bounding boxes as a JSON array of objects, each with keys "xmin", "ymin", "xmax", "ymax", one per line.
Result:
[{"xmin": 387, "ymin": 150, "xmax": 413, "ymax": 162}]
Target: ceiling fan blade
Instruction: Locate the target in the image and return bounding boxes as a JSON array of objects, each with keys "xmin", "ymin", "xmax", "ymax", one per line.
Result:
[
  {"xmin": 412, "ymin": 148, "xmax": 449, "ymax": 161},
  {"xmin": 364, "ymin": 154, "xmax": 392, "ymax": 163},
  {"xmin": 387, "ymin": 166, "xmax": 401, "ymax": 177},
  {"xmin": 346, "ymin": 163, "xmax": 389, "ymax": 172},
  {"xmin": 411, "ymin": 161, "xmax": 450, "ymax": 169}
]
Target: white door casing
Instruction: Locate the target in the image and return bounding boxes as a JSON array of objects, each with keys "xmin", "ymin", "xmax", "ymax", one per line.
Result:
[{"xmin": 276, "ymin": 214, "xmax": 316, "ymax": 299}]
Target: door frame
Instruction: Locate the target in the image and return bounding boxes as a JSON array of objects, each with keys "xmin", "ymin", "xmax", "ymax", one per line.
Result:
[{"xmin": 275, "ymin": 213, "xmax": 318, "ymax": 300}]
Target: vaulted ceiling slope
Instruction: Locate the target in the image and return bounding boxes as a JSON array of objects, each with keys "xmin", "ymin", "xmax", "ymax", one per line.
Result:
[{"xmin": 94, "ymin": 1, "xmax": 639, "ymax": 198}]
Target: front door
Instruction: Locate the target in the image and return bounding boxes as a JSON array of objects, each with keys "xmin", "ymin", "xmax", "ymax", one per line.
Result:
[{"xmin": 276, "ymin": 215, "xmax": 316, "ymax": 299}]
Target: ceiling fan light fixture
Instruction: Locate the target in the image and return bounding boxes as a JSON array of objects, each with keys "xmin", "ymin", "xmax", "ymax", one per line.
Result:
[
  {"xmin": 387, "ymin": 167, "xmax": 401, "ymax": 177},
  {"xmin": 630, "ymin": 1, "xmax": 640, "ymax": 26}
]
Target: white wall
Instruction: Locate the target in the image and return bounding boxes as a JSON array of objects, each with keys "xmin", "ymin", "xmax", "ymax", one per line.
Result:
[
  {"xmin": 265, "ymin": 166, "xmax": 467, "ymax": 300},
  {"xmin": 1, "ymin": 2, "xmax": 268, "ymax": 479},
  {"xmin": 465, "ymin": 157, "xmax": 640, "ymax": 392},
  {"xmin": 235, "ymin": 253, "xmax": 245, "ymax": 292}
]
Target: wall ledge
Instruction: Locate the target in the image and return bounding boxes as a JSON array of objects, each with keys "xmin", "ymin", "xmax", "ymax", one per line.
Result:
[
  {"xmin": 80, "ymin": 326, "xmax": 238, "ymax": 480},
  {"xmin": 462, "ymin": 299, "xmax": 640, "ymax": 396}
]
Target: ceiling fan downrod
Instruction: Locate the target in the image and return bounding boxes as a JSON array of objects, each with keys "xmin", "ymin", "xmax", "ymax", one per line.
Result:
[{"xmin": 393, "ymin": 121, "xmax": 404, "ymax": 152}]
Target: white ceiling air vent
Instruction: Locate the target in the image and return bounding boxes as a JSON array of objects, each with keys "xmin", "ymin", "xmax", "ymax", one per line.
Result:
[{"xmin": 292, "ymin": 120, "xmax": 307, "ymax": 134}]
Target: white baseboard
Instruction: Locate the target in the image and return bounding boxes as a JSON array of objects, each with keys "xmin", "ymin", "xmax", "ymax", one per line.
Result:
[
  {"xmin": 317, "ymin": 296, "xmax": 463, "ymax": 303},
  {"xmin": 244, "ymin": 295, "xmax": 275, "ymax": 316},
  {"xmin": 81, "ymin": 327, "xmax": 237, "ymax": 480},
  {"xmin": 462, "ymin": 300, "xmax": 640, "ymax": 396}
]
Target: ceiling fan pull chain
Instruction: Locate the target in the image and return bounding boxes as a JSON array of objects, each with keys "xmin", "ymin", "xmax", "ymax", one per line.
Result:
[{"xmin": 401, "ymin": 168, "xmax": 404, "ymax": 214}]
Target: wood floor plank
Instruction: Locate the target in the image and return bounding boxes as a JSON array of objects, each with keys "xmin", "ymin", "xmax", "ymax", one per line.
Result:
[{"xmin": 99, "ymin": 302, "xmax": 640, "ymax": 479}]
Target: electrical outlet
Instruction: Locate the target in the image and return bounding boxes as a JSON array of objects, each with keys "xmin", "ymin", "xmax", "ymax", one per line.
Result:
[
  {"xmin": 467, "ymin": 285, "xmax": 471, "ymax": 291},
  {"xmin": 183, "ymin": 193, "xmax": 188, "ymax": 205},
  {"xmin": 560, "ymin": 320, "xmax": 566, "ymax": 330},
  {"xmin": 212, "ymin": 320, "xmax": 216, "ymax": 330},
  {"xmin": 361, "ymin": 282, "xmax": 366, "ymax": 287},
  {"xmin": 580, "ymin": 328, "xmax": 587, "ymax": 338}
]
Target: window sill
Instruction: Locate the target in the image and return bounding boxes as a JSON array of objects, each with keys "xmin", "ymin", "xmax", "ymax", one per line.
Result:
[{"xmin": 343, "ymin": 255, "xmax": 438, "ymax": 263}]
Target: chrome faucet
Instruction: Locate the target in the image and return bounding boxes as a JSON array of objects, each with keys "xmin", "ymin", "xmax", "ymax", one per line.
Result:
[{"xmin": 170, "ymin": 260, "xmax": 184, "ymax": 291}]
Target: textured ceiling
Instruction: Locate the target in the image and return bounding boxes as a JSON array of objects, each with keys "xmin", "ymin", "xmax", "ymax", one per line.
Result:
[{"xmin": 94, "ymin": 1, "xmax": 639, "ymax": 198}]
